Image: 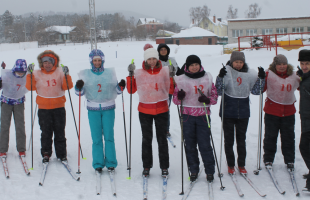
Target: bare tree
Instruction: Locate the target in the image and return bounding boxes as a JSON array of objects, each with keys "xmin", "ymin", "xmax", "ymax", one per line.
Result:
[
  {"xmin": 127, "ymin": 16, "xmax": 135, "ymax": 41},
  {"xmin": 189, "ymin": 5, "xmax": 211, "ymax": 26},
  {"xmin": 245, "ymin": 3, "xmax": 261, "ymax": 18},
  {"xmin": 227, "ymin": 5, "xmax": 238, "ymax": 19},
  {"xmin": 201, "ymin": 5, "xmax": 211, "ymax": 19}
]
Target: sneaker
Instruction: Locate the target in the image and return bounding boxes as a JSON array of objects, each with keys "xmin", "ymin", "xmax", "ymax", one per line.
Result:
[
  {"xmin": 162, "ymin": 169, "xmax": 169, "ymax": 177},
  {"xmin": 142, "ymin": 168, "xmax": 150, "ymax": 177},
  {"xmin": 190, "ymin": 173, "xmax": 198, "ymax": 182},
  {"xmin": 287, "ymin": 163, "xmax": 294, "ymax": 171},
  {"xmin": 108, "ymin": 167, "xmax": 115, "ymax": 172},
  {"xmin": 0, "ymin": 152, "xmax": 7, "ymax": 157},
  {"xmin": 95, "ymin": 168, "xmax": 102, "ymax": 173},
  {"xmin": 265, "ymin": 162, "xmax": 273, "ymax": 168},
  {"xmin": 42, "ymin": 155, "xmax": 49, "ymax": 163},
  {"xmin": 167, "ymin": 132, "xmax": 171, "ymax": 137},
  {"xmin": 238, "ymin": 166, "xmax": 247, "ymax": 174},
  {"xmin": 19, "ymin": 152, "xmax": 26, "ymax": 157},
  {"xmin": 206, "ymin": 174, "xmax": 214, "ymax": 182},
  {"xmin": 228, "ymin": 166, "xmax": 235, "ymax": 174}
]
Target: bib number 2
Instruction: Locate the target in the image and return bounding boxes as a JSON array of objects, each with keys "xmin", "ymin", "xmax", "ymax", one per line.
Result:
[{"xmin": 98, "ymin": 84, "xmax": 102, "ymax": 92}]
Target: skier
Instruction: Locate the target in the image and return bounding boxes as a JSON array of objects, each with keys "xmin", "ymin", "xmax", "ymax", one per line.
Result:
[
  {"xmin": 25, "ymin": 50, "xmax": 73, "ymax": 163},
  {"xmin": 75, "ymin": 49, "xmax": 125, "ymax": 173},
  {"xmin": 215, "ymin": 51, "xmax": 265, "ymax": 174},
  {"xmin": 157, "ymin": 43, "xmax": 179, "ymax": 137},
  {"xmin": 297, "ymin": 49, "xmax": 310, "ymax": 192},
  {"xmin": 0, "ymin": 59, "xmax": 28, "ymax": 158},
  {"xmin": 126, "ymin": 46, "xmax": 173, "ymax": 176},
  {"xmin": 262, "ymin": 54, "xmax": 300, "ymax": 170},
  {"xmin": 173, "ymin": 55, "xmax": 217, "ymax": 182}
]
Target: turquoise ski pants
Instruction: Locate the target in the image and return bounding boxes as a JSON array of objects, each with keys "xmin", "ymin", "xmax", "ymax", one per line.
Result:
[{"xmin": 88, "ymin": 109, "xmax": 117, "ymax": 169}]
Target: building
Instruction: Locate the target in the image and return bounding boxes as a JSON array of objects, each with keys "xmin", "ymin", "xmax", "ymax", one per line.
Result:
[
  {"xmin": 44, "ymin": 26, "xmax": 77, "ymax": 42},
  {"xmin": 191, "ymin": 15, "xmax": 228, "ymax": 37},
  {"xmin": 156, "ymin": 27, "xmax": 218, "ymax": 45},
  {"xmin": 227, "ymin": 16, "xmax": 310, "ymax": 44},
  {"xmin": 137, "ymin": 18, "xmax": 164, "ymax": 33},
  {"xmin": 156, "ymin": 29, "xmax": 176, "ymax": 37}
]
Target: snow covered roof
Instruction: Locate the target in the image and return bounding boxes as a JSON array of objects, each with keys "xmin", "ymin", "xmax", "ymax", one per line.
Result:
[
  {"xmin": 45, "ymin": 26, "xmax": 76, "ymax": 34},
  {"xmin": 189, "ymin": 16, "xmax": 227, "ymax": 28},
  {"xmin": 138, "ymin": 18, "xmax": 162, "ymax": 25},
  {"xmin": 157, "ymin": 29, "xmax": 176, "ymax": 35},
  {"xmin": 228, "ymin": 16, "xmax": 310, "ymax": 22},
  {"xmin": 172, "ymin": 27, "xmax": 217, "ymax": 38}
]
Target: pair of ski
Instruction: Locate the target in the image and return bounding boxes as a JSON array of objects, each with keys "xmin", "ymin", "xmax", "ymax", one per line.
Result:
[
  {"xmin": 1, "ymin": 155, "xmax": 30, "ymax": 178},
  {"xmin": 39, "ymin": 160, "xmax": 80, "ymax": 186},
  {"xmin": 96, "ymin": 169, "xmax": 117, "ymax": 196},
  {"xmin": 143, "ymin": 174, "xmax": 168, "ymax": 200},
  {"xmin": 229, "ymin": 167, "xmax": 266, "ymax": 197},
  {"xmin": 265, "ymin": 165, "xmax": 300, "ymax": 196}
]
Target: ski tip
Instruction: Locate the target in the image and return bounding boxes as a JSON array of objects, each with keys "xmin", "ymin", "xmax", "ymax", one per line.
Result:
[
  {"xmin": 39, "ymin": 183, "xmax": 43, "ymax": 186},
  {"xmin": 76, "ymin": 177, "xmax": 80, "ymax": 181},
  {"xmin": 29, "ymin": 168, "xmax": 34, "ymax": 170},
  {"xmin": 113, "ymin": 193, "xmax": 117, "ymax": 197},
  {"xmin": 296, "ymin": 193, "xmax": 300, "ymax": 196},
  {"xmin": 82, "ymin": 157, "xmax": 87, "ymax": 160},
  {"xmin": 179, "ymin": 192, "xmax": 184, "ymax": 195},
  {"xmin": 27, "ymin": 172, "xmax": 31, "ymax": 176},
  {"xmin": 97, "ymin": 193, "xmax": 100, "ymax": 195},
  {"xmin": 281, "ymin": 191, "xmax": 286, "ymax": 195},
  {"xmin": 126, "ymin": 177, "xmax": 131, "ymax": 180},
  {"xmin": 6, "ymin": 176, "xmax": 9, "ymax": 179}
]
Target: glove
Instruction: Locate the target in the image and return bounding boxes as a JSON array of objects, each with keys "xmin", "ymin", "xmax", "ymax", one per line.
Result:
[
  {"xmin": 1, "ymin": 62, "xmax": 6, "ymax": 69},
  {"xmin": 198, "ymin": 95, "xmax": 210, "ymax": 104},
  {"xmin": 27, "ymin": 63, "xmax": 35, "ymax": 73},
  {"xmin": 0, "ymin": 80, "xmax": 2, "ymax": 88},
  {"xmin": 297, "ymin": 66, "xmax": 303, "ymax": 77},
  {"xmin": 177, "ymin": 90, "xmax": 186, "ymax": 101},
  {"xmin": 218, "ymin": 66, "xmax": 227, "ymax": 78},
  {"xmin": 128, "ymin": 63, "xmax": 136, "ymax": 76},
  {"xmin": 76, "ymin": 80, "xmax": 84, "ymax": 90},
  {"xmin": 169, "ymin": 65, "xmax": 176, "ymax": 77},
  {"xmin": 62, "ymin": 66, "xmax": 69, "ymax": 75},
  {"xmin": 258, "ymin": 67, "xmax": 265, "ymax": 79},
  {"xmin": 118, "ymin": 79, "xmax": 126, "ymax": 89}
]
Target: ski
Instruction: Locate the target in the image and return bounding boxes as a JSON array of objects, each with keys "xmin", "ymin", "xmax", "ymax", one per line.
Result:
[
  {"xmin": 96, "ymin": 170, "xmax": 101, "ymax": 195},
  {"xmin": 181, "ymin": 166, "xmax": 204, "ymax": 200},
  {"xmin": 288, "ymin": 169, "xmax": 300, "ymax": 196},
  {"xmin": 61, "ymin": 160, "xmax": 80, "ymax": 181},
  {"xmin": 266, "ymin": 165, "xmax": 285, "ymax": 194},
  {"xmin": 39, "ymin": 162, "xmax": 49, "ymax": 186},
  {"xmin": 235, "ymin": 167, "xmax": 266, "ymax": 197},
  {"xmin": 1, "ymin": 156, "xmax": 9, "ymax": 178},
  {"xmin": 143, "ymin": 175, "xmax": 148, "ymax": 200},
  {"xmin": 109, "ymin": 169, "xmax": 117, "ymax": 197},
  {"xmin": 162, "ymin": 175, "xmax": 168, "ymax": 200},
  {"xmin": 167, "ymin": 136, "xmax": 176, "ymax": 148},
  {"xmin": 229, "ymin": 173, "xmax": 244, "ymax": 197},
  {"xmin": 20, "ymin": 155, "xmax": 30, "ymax": 175},
  {"xmin": 208, "ymin": 181, "xmax": 214, "ymax": 200}
]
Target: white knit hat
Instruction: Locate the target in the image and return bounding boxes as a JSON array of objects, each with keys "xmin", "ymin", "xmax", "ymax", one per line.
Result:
[{"xmin": 144, "ymin": 48, "xmax": 159, "ymax": 61}]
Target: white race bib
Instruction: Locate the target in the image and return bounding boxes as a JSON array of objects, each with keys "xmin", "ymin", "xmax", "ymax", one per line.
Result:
[{"xmin": 2, "ymin": 69, "xmax": 28, "ymax": 99}]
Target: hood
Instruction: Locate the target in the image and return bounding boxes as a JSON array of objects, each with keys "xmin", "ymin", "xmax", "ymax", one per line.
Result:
[
  {"xmin": 89, "ymin": 49, "xmax": 105, "ymax": 73},
  {"xmin": 157, "ymin": 43, "xmax": 170, "ymax": 62},
  {"xmin": 12, "ymin": 59, "xmax": 27, "ymax": 78},
  {"xmin": 226, "ymin": 60, "xmax": 249, "ymax": 72},
  {"xmin": 268, "ymin": 63, "xmax": 294, "ymax": 76},
  {"xmin": 37, "ymin": 50, "xmax": 60, "ymax": 69}
]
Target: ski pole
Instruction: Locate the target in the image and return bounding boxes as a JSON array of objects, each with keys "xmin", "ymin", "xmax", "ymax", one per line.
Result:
[
  {"xmin": 128, "ymin": 59, "xmax": 134, "ymax": 179},
  {"xmin": 219, "ymin": 63, "xmax": 225, "ymax": 178},
  {"xmin": 28, "ymin": 104, "xmax": 38, "ymax": 151},
  {"xmin": 77, "ymin": 90, "xmax": 81, "ymax": 174},
  {"xmin": 179, "ymin": 95, "xmax": 184, "ymax": 195},
  {"xmin": 61, "ymin": 64, "xmax": 85, "ymax": 160},
  {"xmin": 121, "ymin": 87, "xmax": 129, "ymax": 170},
  {"xmin": 198, "ymin": 88, "xmax": 225, "ymax": 190},
  {"xmin": 29, "ymin": 63, "xmax": 35, "ymax": 170},
  {"xmin": 254, "ymin": 77, "xmax": 263, "ymax": 175}
]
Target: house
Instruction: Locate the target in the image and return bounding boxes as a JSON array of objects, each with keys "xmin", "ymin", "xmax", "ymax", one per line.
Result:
[
  {"xmin": 156, "ymin": 27, "xmax": 218, "ymax": 45},
  {"xmin": 227, "ymin": 16, "xmax": 310, "ymax": 44},
  {"xmin": 137, "ymin": 18, "xmax": 164, "ymax": 33},
  {"xmin": 44, "ymin": 26, "xmax": 77, "ymax": 42},
  {"xmin": 191, "ymin": 15, "xmax": 228, "ymax": 38}
]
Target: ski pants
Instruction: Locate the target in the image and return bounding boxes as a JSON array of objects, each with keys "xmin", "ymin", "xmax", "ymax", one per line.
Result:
[
  {"xmin": 223, "ymin": 117, "xmax": 249, "ymax": 167},
  {"xmin": 300, "ymin": 130, "xmax": 310, "ymax": 171},
  {"xmin": 183, "ymin": 114, "xmax": 215, "ymax": 175},
  {"xmin": 0, "ymin": 103, "xmax": 26, "ymax": 153},
  {"xmin": 139, "ymin": 112, "xmax": 169, "ymax": 169},
  {"xmin": 38, "ymin": 107, "xmax": 67, "ymax": 159},
  {"xmin": 88, "ymin": 109, "xmax": 117, "ymax": 169},
  {"xmin": 263, "ymin": 113, "xmax": 295, "ymax": 164}
]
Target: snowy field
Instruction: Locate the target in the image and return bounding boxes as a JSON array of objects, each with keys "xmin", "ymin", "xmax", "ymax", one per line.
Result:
[{"xmin": 0, "ymin": 41, "xmax": 309, "ymax": 200}]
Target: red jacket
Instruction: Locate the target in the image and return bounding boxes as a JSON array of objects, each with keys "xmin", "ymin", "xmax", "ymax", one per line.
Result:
[
  {"xmin": 263, "ymin": 70, "xmax": 296, "ymax": 117},
  {"xmin": 126, "ymin": 61, "xmax": 174, "ymax": 115}
]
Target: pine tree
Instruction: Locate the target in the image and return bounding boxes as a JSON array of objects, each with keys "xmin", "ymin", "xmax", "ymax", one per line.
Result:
[{"xmin": 252, "ymin": 36, "xmax": 263, "ymax": 50}]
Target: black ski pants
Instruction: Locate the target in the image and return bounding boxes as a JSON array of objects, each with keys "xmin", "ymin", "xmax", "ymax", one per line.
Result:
[
  {"xmin": 263, "ymin": 113, "xmax": 295, "ymax": 164},
  {"xmin": 139, "ymin": 112, "xmax": 169, "ymax": 169},
  {"xmin": 38, "ymin": 107, "xmax": 67, "ymax": 159},
  {"xmin": 223, "ymin": 118, "xmax": 249, "ymax": 167},
  {"xmin": 300, "ymin": 131, "xmax": 310, "ymax": 171}
]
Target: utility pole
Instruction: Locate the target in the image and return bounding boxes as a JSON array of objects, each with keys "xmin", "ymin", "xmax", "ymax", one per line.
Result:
[{"xmin": 89, "ymin": 0, "xmax": 97, "ymax": 50}]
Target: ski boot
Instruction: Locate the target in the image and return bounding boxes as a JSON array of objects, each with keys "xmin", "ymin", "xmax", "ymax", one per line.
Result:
[
  {"xmin": 42, "ymin": 154, "xmax": 50, "ymax": 163},
  {"xmin": 0, "ymin": 152, "xmax": 7, "ymax": 158},
  {"xmin": 265, "ymin": 162, "xmax": 272, "ymax": 168},
  {"xmin": 238, "ymin": 166, "xmax": 247, "ymax": 175},
  {"xmin": 190, "ymin": 173, "xmax": 198, "ymax": 182},
  {"xmin": 108, "ymin": 167, "xmax": 115, "ymax": 172},
  {"xmin": 162, "ymin": 169, "xmax": 169, "ymax": 177},
  {"xmin": 228, "ymin": 166, "xmax": 235, "ymax": 174},
  {"xmin": 95, "ymin": 168, "xmax": 102, "ymax": 174},
  {"xmin": 19, "ymin": 152, "xmax": 26, "ymax": 157},
  {"xmin": 60, "ymin": 157, "xmax": 68, "ymax": 163},
  {"xmin": 142, "ymin": 168, "xmax": 150, "ymax": 177},
  {"xmin": 287, "ymin": 163, "xmax": 294, "ymax": 171},
  {"xmin": 206, "ymin": 174, "xmax": 214, "ymax": 183}
]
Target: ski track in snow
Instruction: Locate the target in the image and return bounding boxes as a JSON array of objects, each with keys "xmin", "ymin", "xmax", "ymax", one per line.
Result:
[{"xmin": 0, "ymin": 41, "xmax": 309, "ymax": 199}]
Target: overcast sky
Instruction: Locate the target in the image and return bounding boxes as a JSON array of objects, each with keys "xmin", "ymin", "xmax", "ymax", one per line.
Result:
[{"xmin": 1, "ymin": 0, "xmax": 309, "ymax": 27}]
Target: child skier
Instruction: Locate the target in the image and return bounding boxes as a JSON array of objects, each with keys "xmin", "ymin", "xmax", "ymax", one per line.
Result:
[
  {"xmin": 26, "ymin": 50, "xmax": 73, "ymax": 163},
  {"xmin": 216, "ymin": 51, "xmax": 265, "ymax": 174},
  {"xmin": 0, "ymin": 59, "xmax": 28, "ymax": 159},
  {"xmin": 173, "ymin": 55, "xmax": 217, "ymax": 182},
  {"xmin": 75, "ymin": 49, "xmax": 125, "ymax": 173},
  {"xmin": 262, "ymin": 54, "xmax": 300, "ymax": 170},
  {"xmin": 126, "ymin": 47, "xmax": 173, "ymax": 176}
]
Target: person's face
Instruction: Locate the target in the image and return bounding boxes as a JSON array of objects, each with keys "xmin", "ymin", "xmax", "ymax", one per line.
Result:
[
  {"xmin": 188, "ymin": 63, "xmax": 200, "ymax": 73},
  {"xmin": 146, "ymin": 58, "xmax": 157, "ymax": 68},
  {"xmin": 232, "ymin": 60, "xmax": 244, "ymax": 70},
  {"xmin": 300, "ymin": 61, "xmax": 310, "ymax": 73},
  {"xmin": 275, "ymin": 63, "xmax": 288, "ymax": 73},
  {"xmin": 93, "ymin": 58, "xmax": 102, "ymax": 68},
  {"xmin": 43, "ymin": 61, "xmax": 53, "ymax": 72},
  {"xmin": 159, "ymin": 48, "xmax": 168, "ymax": 56},
  {"xmin": 15, "ymin": 72, "xmax": 26, "ymax": 77}
]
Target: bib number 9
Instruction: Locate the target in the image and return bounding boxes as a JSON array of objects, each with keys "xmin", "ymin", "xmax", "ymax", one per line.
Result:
[{"xmin": 237, "ymin": 77, "xmax": 242, "ymax": 86}]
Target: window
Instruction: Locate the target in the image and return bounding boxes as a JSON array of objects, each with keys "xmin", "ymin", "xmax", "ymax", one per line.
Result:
[
  {"xmin": 292, "ymin": 27, "xmax": 304, "ymax": 33},
  {"xmin": 308, "ymin": 27, "xmax": 310, "ymax": 32},
  {"xmin": 59, "ymin": 35, "xmax": 62, "ymax": 40},
  {"xmin": 67, "ymin": 35, "xmax": 69, "ymax": 40},
  {"xmin": 195, "ymin": 37, "xmax": 203, "ymax": 39},
  {"xmin": 232, "ymin": 30, "xmax": 243, "ymax": 37},
  {"xmin": 63, "ymin": 34, "xmax": 67, "ymax": 40},
  {"xmin": 246, "ymin": 29, "xmax": 257, "ymax": 36},
  {"xmin": 276, "ymin": 28, "xmax": 287, "ymax": 34},
  {"xmin": 262, "ymin": 29, "xmax": 273, "ymax": 35},
  {"xmin": 185, "ymin": 37, "xmax": 193, "ymax": 40}
]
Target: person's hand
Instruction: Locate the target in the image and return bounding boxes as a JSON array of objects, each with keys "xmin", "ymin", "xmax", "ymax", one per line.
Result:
[
  {"xmin": 128, "ymin": 63, "xmax": 136, "ymax": 76},
  {"xmin": 218, "ymin": 66, "xmax": 227, "ymax": 78},
  {"xmin": 0, "ymin": 80, "xmax": 2, "ymax": 88},
  {"xmin": 297, "ymin": 66, "xmax": 303, "ymax": 77},
  {"xmin": 258, "ymin": 67, "xmax": 266, "ymax": 79},
  {"xmin": 198, "ymin": 95, "xmax": 210, "ymax": 104},
  {"xmin": 27, "ymin": 63, "xmax": 35, "ymax": 73},
  {"xmin": 76, "ymin": 80, "xmax": 84, "ymax": 90},
  {"xmin": 177, "ymin": 90, "xmax": 186, "ymax": 100},
  {"xmin": 1, "ymin": 62, "xmax": 6, "ymax": 69},
  {"xmin": 62, "ymin": 66, "xmax": 69, "ymax": 75},
  {"xmin": 118, "ymin": 79, "xmax": 126, "ymax": 89}
]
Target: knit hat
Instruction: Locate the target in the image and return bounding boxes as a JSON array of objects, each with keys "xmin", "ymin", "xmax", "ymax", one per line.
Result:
[
  {"xmin": 230, "ymin": 51, "xmax": 245, "ymax": 63},
  {"xmin": 298, "ymin": 50, "xmax": 310, "ymax": 61},
  {"xmin": 13, "ymin": 59, "xmax": 27, "ymax": 72},
  {"xmin": 41, "ymin": 56, "xmax": 55, "ymax": 65},
  {"xmin": 143, "ymin": 44, "xmax": 153, "ymax": 51},
  {"xmin": 144, "ymin": 48, "xmax": 159, "ymax": 61},
  {"xmin": 186, "ymin": 55, "xmax": 201, "ymax": 67},
  {"xmin": 272, "ymin": 54, "xmax": 288, "ymax": 65},
  {"xmin": 89, "ymin": 49, "xmax": 105, "ymax": 72}
]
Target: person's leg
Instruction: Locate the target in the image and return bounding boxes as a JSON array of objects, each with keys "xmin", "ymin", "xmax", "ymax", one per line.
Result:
[
  {"xmin": 102, "ymin": 109, "xmax": 117, "ymax": 168},
  {"xmin": 13, "ymin": 103, "xmax": 26, "ymax": 153},
  {"xmin": 52, "ymin": 108, "xmax": 67, "ymax": 159},
  {"xmin": 0, "ymin": 103, "xmax": 13, "ymax": 153},
  {"xmin": 300, "ymin": 131, "xmax": 310, "ymax": 170},
  {"xmin": 88, "ymin": 110, "xmax": 105, "ymax": 169},
  {"xmin": 279, "ymin": 115, "xmax": 295, "ymax": 164},
  {"xmin": 223, "ymin": 118, "xmax": 236, "ymax": 167},
  {"xmin": 38, "ymin": 109, "xmax": 54, "ymax": 157},
  {"xmin": 139, "ymin": 112, "xmax": 154, "ymax": 168},
  {"xmin": 154, "ymin": 112, "xmax": 169, "ymax": 169},
  {"xmin": 235, "ymin": 118, "xmax": 249, "ymax": 167},
  {"xmin": 167, "ymin": 94, "xmax": 172, "ymax": 135},
  {"xmin": 263, "ymin": 114, "xmax": 281, "ymax": 164}
]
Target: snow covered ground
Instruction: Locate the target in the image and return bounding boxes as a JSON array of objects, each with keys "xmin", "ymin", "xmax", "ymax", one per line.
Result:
[{"xmin": 0, "ymin": 41, "xmax": 309, "ymax": 200}]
